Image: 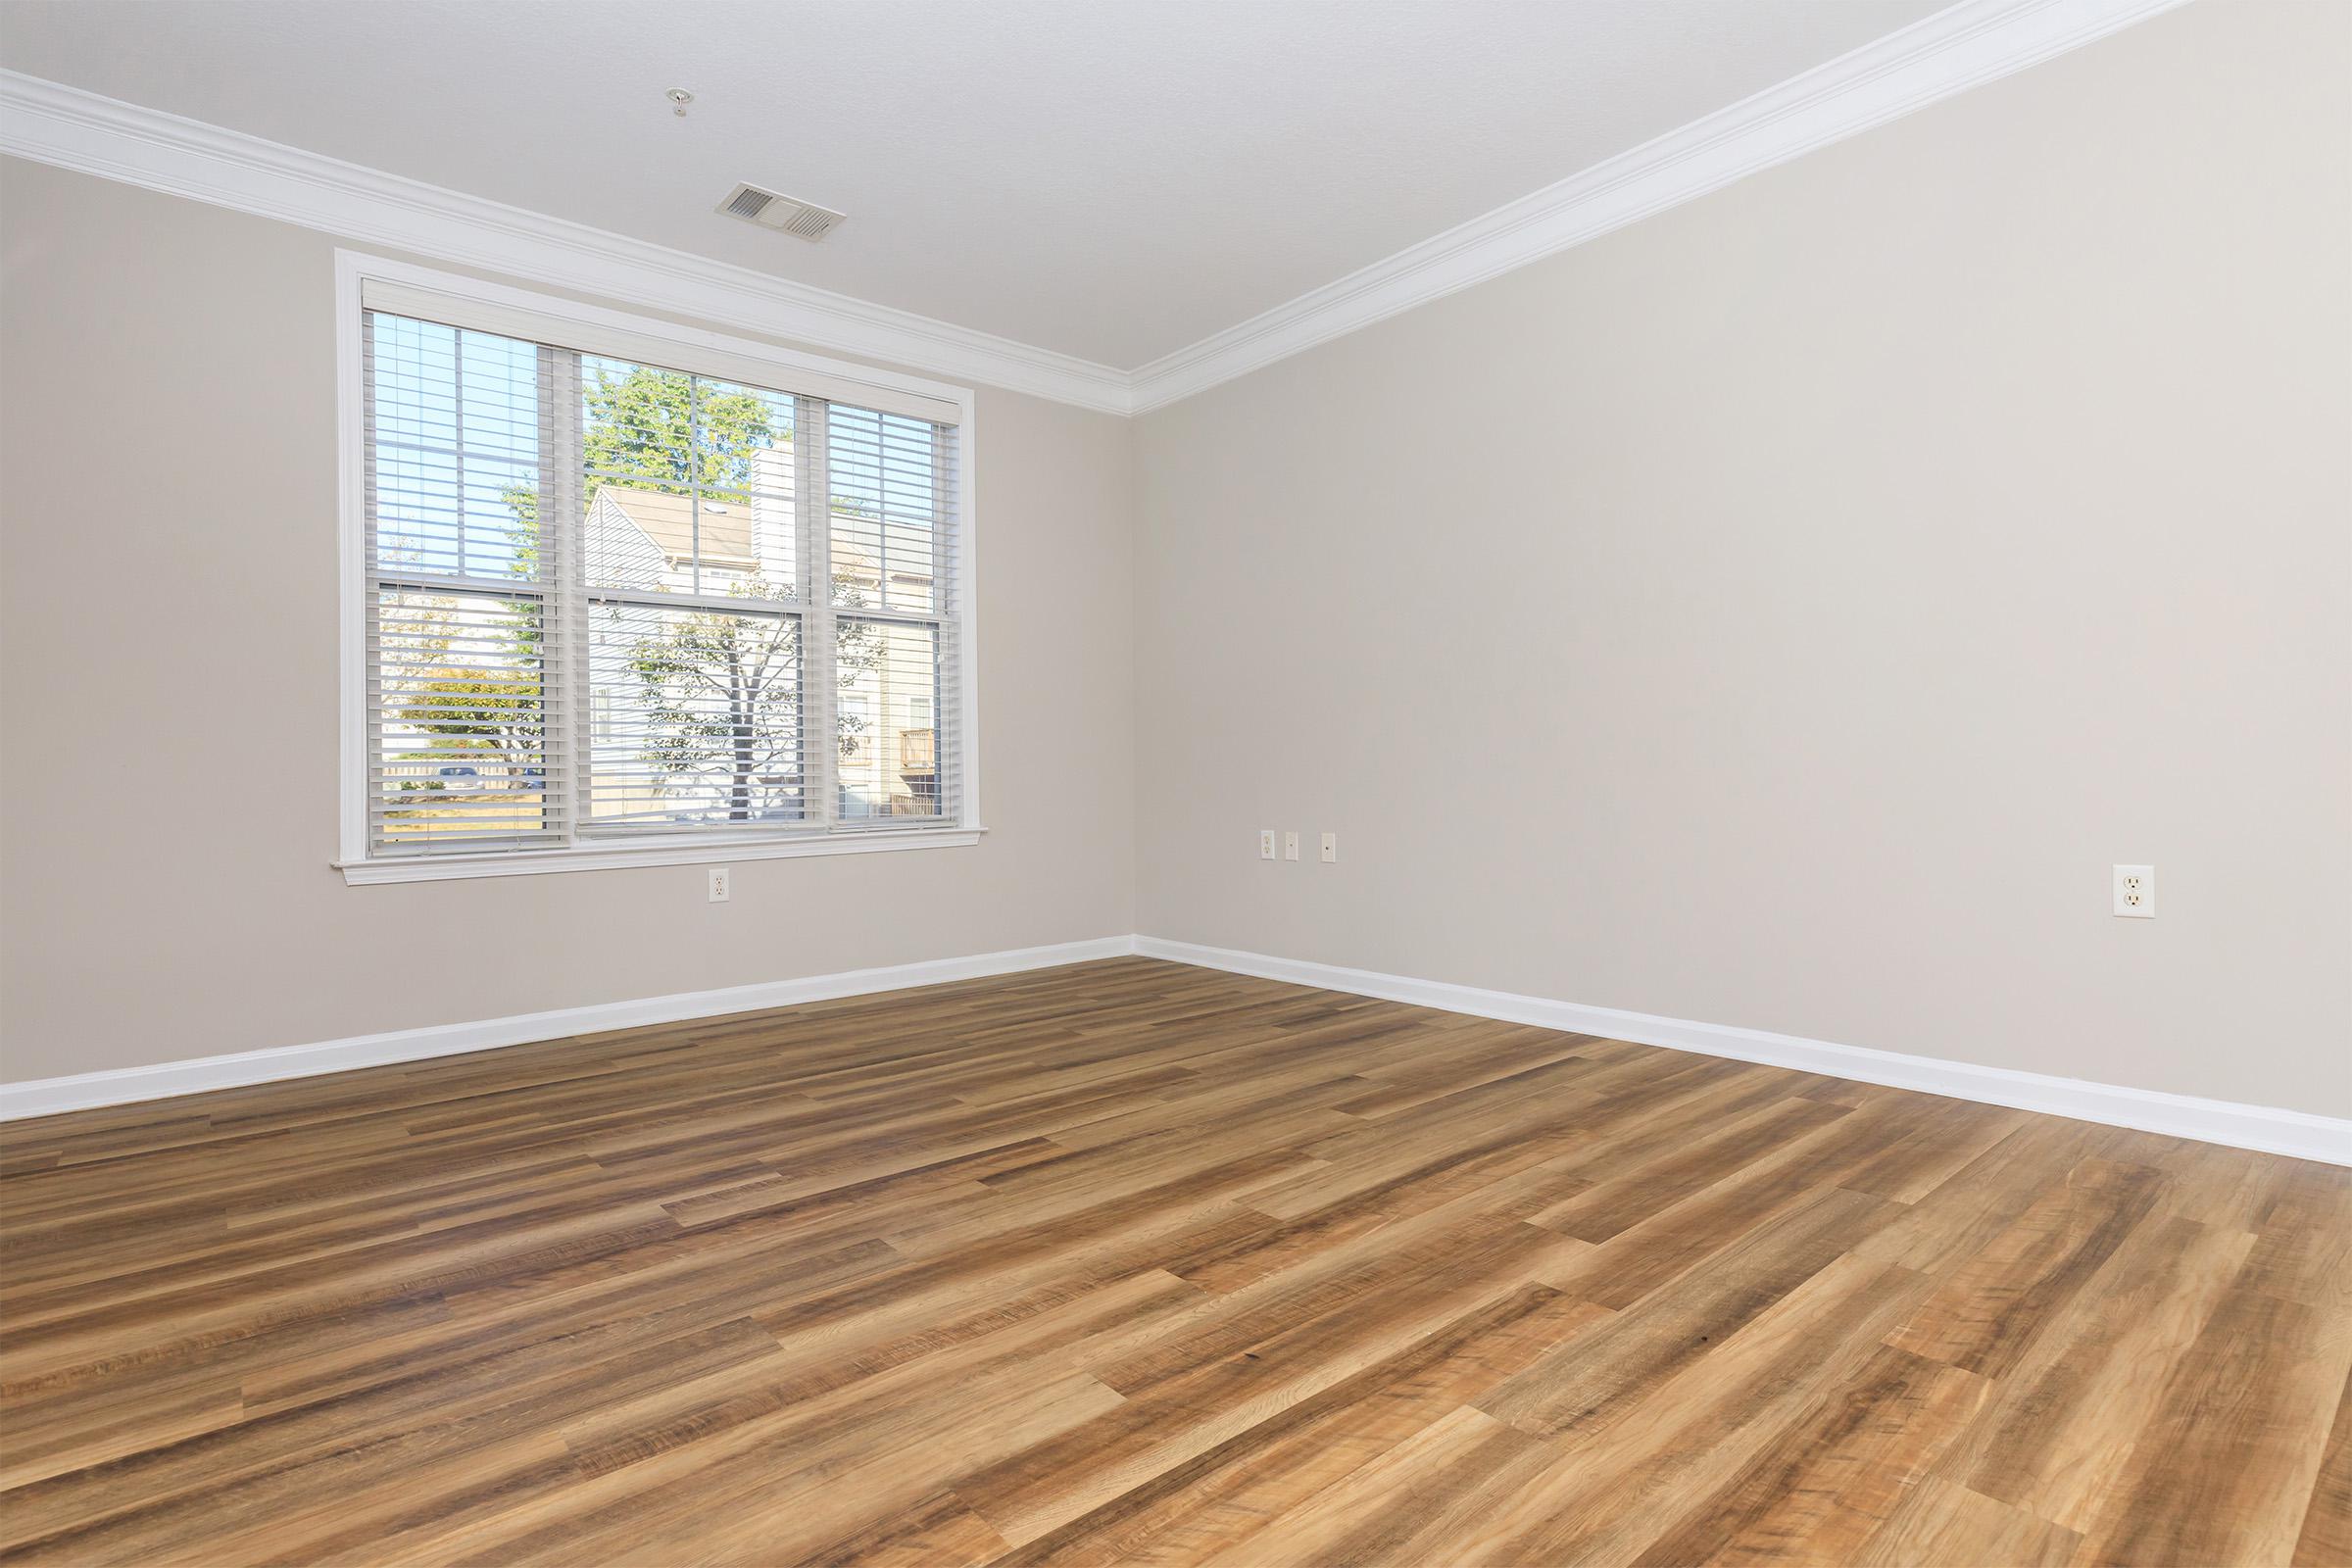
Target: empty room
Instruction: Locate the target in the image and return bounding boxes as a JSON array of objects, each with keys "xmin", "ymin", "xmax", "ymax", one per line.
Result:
[{"xmin": 1, "ymin": 0, "xmax": 2347, "ymax": 1564}]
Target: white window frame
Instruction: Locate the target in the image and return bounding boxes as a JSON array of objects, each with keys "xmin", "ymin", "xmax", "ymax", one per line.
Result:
[{"xmin": 333, "ymin": 253, "xmax": 983, "ymax": 884}]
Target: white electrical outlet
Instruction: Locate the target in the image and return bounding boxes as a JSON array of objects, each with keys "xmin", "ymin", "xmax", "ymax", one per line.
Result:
[
  {"xmin": 1320, "ymin": 832, "xmax": 1337, "ymax": 863},
  {"xmin": 1284, "ymin": 831, "xmax": 1299, "ymax": 861},
  {"xmin": 2113, "ymin": 864, "xmax": 2154, "ymax": 918},
  {"xmin": 708, "ymin": 866, "xmax": 732, "ymax": 904},
  {"xmin": 1259, "ymin": 829, "xmax": 1276, "ymax": 860}
]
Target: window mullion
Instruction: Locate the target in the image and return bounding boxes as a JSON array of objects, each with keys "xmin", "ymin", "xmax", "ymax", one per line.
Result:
[
  {"xmin": 543, "ymin": 345, "xmax": 587, "ymax": 848},
  {"xmin": 687, "ymin": 374, "xmax": 705, "ymax": 598},
  {"xmin": 801, "ymin": 395, "xmax": 837, "ymax": 832}
]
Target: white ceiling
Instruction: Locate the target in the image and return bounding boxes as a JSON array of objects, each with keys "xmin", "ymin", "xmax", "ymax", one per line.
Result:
[{"xmin": 0, "ymin": 0, "xmax": 1949, "ymax": 369}]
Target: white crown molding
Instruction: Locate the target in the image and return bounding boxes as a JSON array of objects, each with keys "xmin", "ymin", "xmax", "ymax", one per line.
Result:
[
  {"xmin": 0, "ymin": 936, "xmax": 1141, "ymax": 1120},
  {"xmin": 1136, "ymin": 937, "xmax": 2352, "ymax": 1167},
  {"xmin": 0, "ymin": 0, "xmax": 2192, "ymax": 419},
  {"xmin": 1127, "ymin": 0, "xmax": 2193, "ymax": 414},
  {"xmin": 0, "ymin": 70, "xmax": 1134, "ymax": 416}
]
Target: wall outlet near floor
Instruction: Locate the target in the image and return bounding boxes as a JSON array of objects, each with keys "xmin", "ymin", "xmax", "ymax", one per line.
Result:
[
  {"xmin": 1259, "ymin": 829, "xmax": 1277, "ymax": 860},
  {"xmin": 2113, "ymin": 864, "xmax": 2154, "ymax": 918},
  {"xmin": 1320, "ymin": 832, "xmax": 1337, "ymax": 863},
  {"xmin": 708, "ymin": 866, "xmax": 732, "ymax": 904},
  {"xmin": 1284, "ymin": 831, "xmax": 1299, "ymax": 861}
]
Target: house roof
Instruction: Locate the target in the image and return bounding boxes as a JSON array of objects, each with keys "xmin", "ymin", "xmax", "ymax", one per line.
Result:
[{"xmin": 596, "ymin": 486, "xmax": 758, "ymax": 571}]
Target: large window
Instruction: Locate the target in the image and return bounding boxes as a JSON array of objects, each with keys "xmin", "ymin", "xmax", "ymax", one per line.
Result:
[{"xmin": 341, "ymin": 261, "xmax": 973, "ymax": 879}]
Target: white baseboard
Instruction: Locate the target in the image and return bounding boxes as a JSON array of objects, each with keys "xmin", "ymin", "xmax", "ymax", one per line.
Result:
[
  {"xmin": 0, "ymin": 936, "xmax": 1139, "ymax": 1122},
  {"xmin": 11, "ymin": 932, "xmax": 2344, "ymax": 1168},
  {"xmin": 1135, "ymin": 936, "xmax": 2351, "ymax": 1168}
]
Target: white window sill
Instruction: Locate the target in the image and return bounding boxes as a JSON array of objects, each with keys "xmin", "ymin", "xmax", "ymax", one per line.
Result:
[{"xmin": 337, "ymin": 826, "xmax": 984, "ymax": 885}]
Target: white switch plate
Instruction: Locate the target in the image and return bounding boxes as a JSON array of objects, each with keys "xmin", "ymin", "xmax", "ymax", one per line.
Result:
[
  {"xmin": 1259, "ymin": 829, "xmax": 1276, "ymax": 860},
  {"xmin": 1284, "ymin": 831, "xmax": 1299, "ymax": 861},
  {"xmin": 2113, "ymin": 864, "xmax": 2154, "ymax": 917},
  {"xmin": 708, "ymin": 866, "xmax": 732, "ymax": 903},
  {"xmin": 1320, "ymin": 832, "xmax": 1337, "ymax": 863}
]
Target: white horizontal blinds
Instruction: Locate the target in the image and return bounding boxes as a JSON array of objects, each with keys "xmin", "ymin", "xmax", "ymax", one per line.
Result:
[
  {"xmin": 581, "ymin": 600, "xmax": 805, "ymax": 831},
  {"xmin": 363, "ymin": 312, "xmax": 564, "ymax": 853},
  {"xmin": 360, "ymin": 299, "xmax": 962, "ymax": 858},
  {"xmin": 358, "ymin": 278, "xmax": 960, "ymax": 425},
  {"xmin": 835, "ymin": 618, "xmax": 946, "ymax": 821},
  {"xmin": 827, "ymin": 404, "xmax": 960, "ymax": 827}
]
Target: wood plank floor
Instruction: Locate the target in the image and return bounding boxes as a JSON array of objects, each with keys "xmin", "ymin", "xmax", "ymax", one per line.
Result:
[{"xmin": 1, "ymin": 956, "xmax": 2344, "ymax": 1566}]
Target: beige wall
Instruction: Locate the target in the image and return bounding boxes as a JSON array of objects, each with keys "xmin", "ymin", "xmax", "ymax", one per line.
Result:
[
  {"xmin": 0, "ymin": 156, "xmax": 1136, "ymax": 1079},
  {"xmin": 5, "ymin": 1, "xmax": 2346, "ymax": 1119},
  {"xmin": 1133, "ymin": 1, "xmax": 2351, "ymax": 1116}
]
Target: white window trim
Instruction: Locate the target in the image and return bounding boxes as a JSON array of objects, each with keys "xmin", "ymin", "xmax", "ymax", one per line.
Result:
[{"xmin": 334, "ymin": 252, "xmax": 984, "ymax": 885}]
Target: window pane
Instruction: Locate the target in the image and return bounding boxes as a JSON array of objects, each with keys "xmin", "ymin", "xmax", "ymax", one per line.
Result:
[
  {"xmin": 699, "ymin": 380, "xmax": 797, "ymax": 600},
  {"xmin": 585, "ymin": 603, "xmax": 805, "ymax": 830},
  {"xmin": 580, "ymin": 360, "xmax": 796, "ymax": 600},
  {"xmin": 835, "ymin": 618, "xmax": 941, "ymax": 821},
  {"xmin": 581, "ymin": 356, "xmax": 695, "ymax": 594},
  {"xmin": 369, "ymin": 589, "xmax": 554, "ymax": 850},
  {"xmin": 828, "ymin": 405, "xmax": 942, "ymax": 613},
  {"xmin": 368, "ymin": 314, "xmax": 540, "ymax": 582},
  {"xmin": 584, "ymin": 476, "xmax": 697, "ymax": 597}
]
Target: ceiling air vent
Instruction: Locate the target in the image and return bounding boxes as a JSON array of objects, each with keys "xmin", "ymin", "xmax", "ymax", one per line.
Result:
[{"xmin": 717, "ymin": 182, "xmax": 846, "ymax": 243}]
